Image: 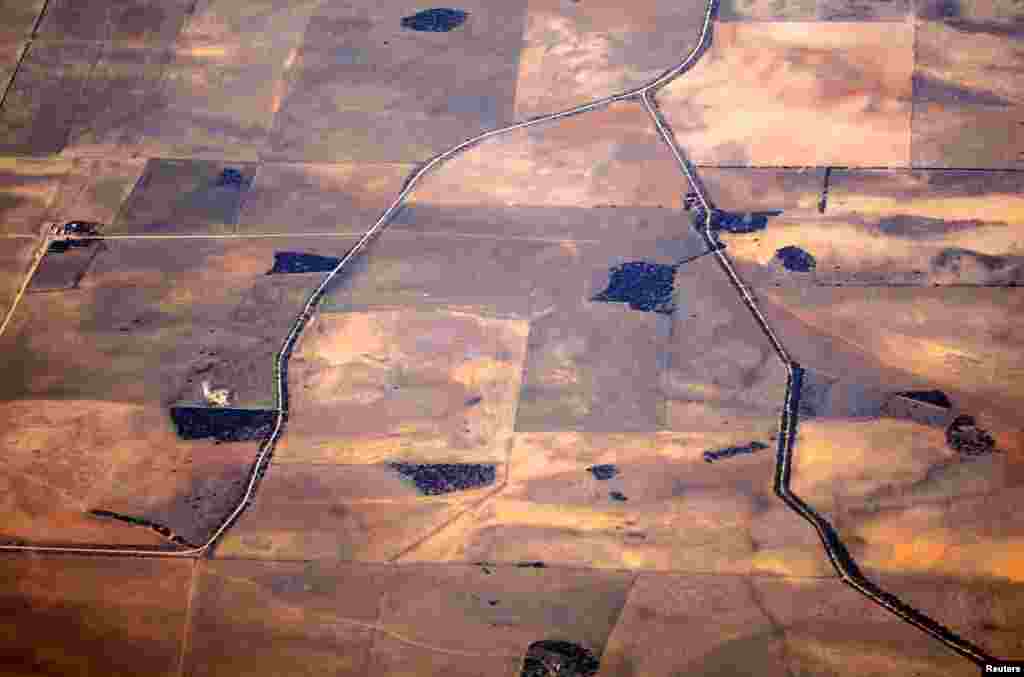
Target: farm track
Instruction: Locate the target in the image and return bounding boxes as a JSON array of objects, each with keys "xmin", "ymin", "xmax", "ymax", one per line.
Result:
[{"xmin": 0, "ymin": 0, "xmax": 1002, "ymax": 667}]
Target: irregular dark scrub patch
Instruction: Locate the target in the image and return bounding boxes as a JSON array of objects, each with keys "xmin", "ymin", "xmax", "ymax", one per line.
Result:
[
  {"xmin": 946, "ymin": 415, "xmax": 997, "ymax": 456},
  {"xmin": 388, "ymin": 463, "xmax": 496, "ymax": 495},
  {"xmin": 169, "ymin": 406, "xmax": 277, "ymax": 442},
  {"xmin": 520, "ymin": 640, "xmax": 600, "ymax": 677},
  {"xmin": 591, "ymin": 261, "xmax": 676, "ymax": 314},
  {"xmin": 47, "ymin": 238, "xmax": 96, "ymax": 253},
  {"xmin": 703, "ymin": 441, "xmax": 769, "ymax": 463},
  {"xmin": 61, "ymin": 221, "xmax": 102, "ymax": 236},
  {"xmin": 609, "ymin": 491, "xmax": 628, "ymax": 502},
  {"xmin": 400, "ymin": 8, "xmax": 468, "ymax": 32},
  {"xmin": 774, "ymin": 245, "xmax": 816, "ymax": 272},
  {"xmin": 586, "ymin": 464, "xmax": 618, "ymax": 480},
  {"xmin": 88, "ymin": 509, "xmax": 197, "ymax": 548},
  {"xmin": 516, "ymin": 561, "xmax": 546, "ymax": 568},
  {"xmin": 266, "ymin": 251, "xmax": 343, "ymax": 275},
  {"xmin": 216, "ymin": 167, "xmax": 251, "ymax": 189},
  {"xmin": 896, "ymin": 390, "xmax": 951, "ymax": 409},
  {"xmin": 711, "ymin": 210, "xmax": 781, "ymax": 234}
]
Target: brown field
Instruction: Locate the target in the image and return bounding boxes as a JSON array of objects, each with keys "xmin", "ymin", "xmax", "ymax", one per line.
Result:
[
  {"xmin": 600, "ymin": 573, "xmax": 981, "ymax": 675},
  {"xmin": 237, "ymin": 162, "xmax": 414, "ymax": 234},
  {"xmin": 0, "ymin": 237, "xmax": 36, "ymax": 316},
  {"xmin": 265, "ymin": 0, "xmax": 528, "ymax": 163},
  {"xmin": 659, "ymin": 22, "xmax": 915, "ymax": 167},
  {"xmin": 0, "ymin": 158, "xmax": 71, "ymax": 235},
  {"xmin": 0, "ymin": 398, "xmax": 257, "ymax": 546},
  {"xmin": 0, "ymin": 236, "xmax": 358, "ymax": 406},
  {"xmin": 0, "ymin": 556, "xmax": 194, "ymax": 677},
  {"xmin": 512, "ymin": 0, "xmax": 708, "ymax": 116},
  {"xmin": 410, "ymin": 101, "xmax": 688, "ymax": 210},
  {"xmin": 398, "ymin": 432, "xmax": 831, "ymax": 575},
  {"xmin": 46, "ymin": 158, "xmax": 146, "ymax": 227}
]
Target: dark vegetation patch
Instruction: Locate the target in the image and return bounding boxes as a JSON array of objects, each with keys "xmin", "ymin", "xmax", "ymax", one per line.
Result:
[
  {"xmin": 774, "ymin": 245, "xmax": 816, "ymax": 272},
  {"xmin": 516, "ymin": 561, "xmax": 546, "ymax": 568},
  {"xmin": 609, "ymin": 491, "xmax": 628, "ymax": 502},
  {"xmin": 47, "ymin": 238, "xmax": 95, "ymax": 253},
  {"xmin": 896, "ymin": 390, "xmax": 951, "ymax": 409},
  {"xmin": 88, "ymin": 509, "xmax": 196, "ymax": 548},
  {"xmin": 591, "ymin": 261, "xmax": 676, "ymax": 314},
  {"xmin": 703, "ymin": 441, "xmax": 769, "ymax": 463},
  {"xmin": 400, "ymin": 8, "xmax": 468, "ymax": 31},
  {"xmin": 586, "ymin": 464, "xmax": 618, "ymax": 480},
  {"xmin": 796, "ymin": 370, "xmax": 833, "ymax": 418},
  {"xmin": 62, "ymin": 221, "xmax": 101, "ymax": 236},
  {"xmin": 818, "ymin": 167, "xmax": 831, "ymax": 214},
  {"xmin": 686, "ymin": 203, "xmax": 781, "ymax": 234},
  {"xmin": 465, "ymin": 395, "xmax": 483, "ymax": 406},
  {"xmin": 520, "ymin": 640, "xmax": 600, "ymax": 677},
  {"xmin": 266, "ymin": 251, "xmax": 343, "ymax": 275},
  {"xmin": 946, "ymin": 415, "xmax": 997, "ymax": 456},
  {"xmin": 388, "ymin": 463, "xmax": 496, "ymax": 495},
  {"xmin": 169, "ymin": 406, "xmax": 276, "ymax": 442},
  {"xmin": 711, "ymin": 210, "xmax": 782, "ymax": 234},
  {"xmin": 216, "ymin": 168, "xmax": 250, "ymax": 189}
]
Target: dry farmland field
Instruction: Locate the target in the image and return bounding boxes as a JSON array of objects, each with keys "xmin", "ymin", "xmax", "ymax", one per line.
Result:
[{"xmin": 0, "ymin": 0, "xmax": 1021, "ymax": 675}]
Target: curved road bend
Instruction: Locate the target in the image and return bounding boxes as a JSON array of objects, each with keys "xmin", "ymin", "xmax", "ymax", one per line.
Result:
[
  {"xmin": 0, "ymin": 0, "xmax": 1004, "ymax": 668},
  {"xmin": 641, "ymin": 92, "xmax": 997, "ymax": 666}
]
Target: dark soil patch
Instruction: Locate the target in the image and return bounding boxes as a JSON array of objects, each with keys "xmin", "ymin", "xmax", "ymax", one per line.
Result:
[
  {"xmin": 896, "ymin": 390, "xmax": 951, "ymax": 409},
  {"xmin": 591, "ymin": 261, "xmax": 676, "ymax": 314},
  {"xmin": 388, "ymin": 463, "xmax": 496, "ymax": 495},
  {"xmin": 609, "ymin": 491, "xmax": 628, "ymax": 502},
  {"xmin": 169, "ymin": 406, "xmax": 276, "ymax": 442},
  {"xmin": 946, "ymin": 415, "xmax": 997, "ymax": 456},
  {"xmin": 703, "ymin": 441, "xmax": 769, "ymax": 463},
  {"xmin": 520, "ymin": 640, "xmax": 600, "ymax": 677},
  {"xmin": 266, "ymin": 251, "xmax": 343, "ymax": 275},
  {"xmin": 400, "ymin": 8, "xmax": 468, "ymax": 31},
  {"xmin": 586, "ymin": 464, "xmax": 618, "ymax": 480},
  {"xmin": 774, "ymin": 245, "xmax": 816, "ymax": 272}
]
